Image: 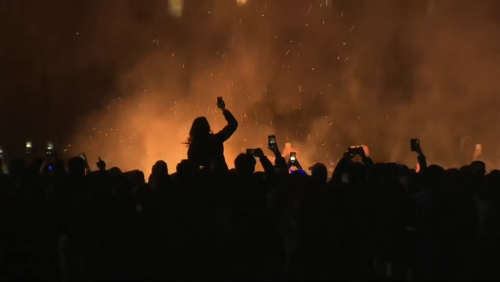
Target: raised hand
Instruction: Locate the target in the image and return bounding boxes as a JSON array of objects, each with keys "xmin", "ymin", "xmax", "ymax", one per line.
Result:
[
  {"xmin": 411, "ymin": 138, "xmax": 427, "ymax": 172},
  {"xmin": 254, "ymin": 148, "xmax": 265, "ymax": 158},
  {"xmin": 410, "ymin": 138, "xmax": 423, "ymax": 156},
  {"xmin": 97, "ymin": 157, "xmax": 106, "ymax": 171},
  {"xmin": 345, "ymin": 147, "xmax": 357, "ymax": 159},
  {"xmin": 268, "ymin": 143, "xmax": 279, "ymax": 155},
  {"xmin": 217, "ymin": 97, "xmax": 226, "ymax": 110}
]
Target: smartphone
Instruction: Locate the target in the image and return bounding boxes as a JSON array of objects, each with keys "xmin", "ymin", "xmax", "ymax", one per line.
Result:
[
  {"xmin": 410, "ymin": 138, "xmax": 420, "ymax": 152},
  {"xmin": 217, "ymin": 96, "xmax": 223, "ymax": 108},
  {"xmin": 268, "ymin": 135, "xmax": 276, "ymax": 150},
  {"xmin": 290, "ymin": 152, "xmax": 297, "ymax": 162},
  {"xmin": 46, "ymin": 142, "xmax": 54, "ymax": 156},
  {"xmin": 26, "ymin": 141, "xmax": 32, "ymax": 154},
  {"xmin": 347, "ymin": 146, "xmax": 358, "ymax": 155},
  {"xmin": 246, "ymin": 148, "xmax": 256, "ymax": 155},
  {"xmin": 0, "ymin": 147, "xmax": 3, "ymax": 159},
  {"xmin": 355, "ymin": 146, "xmax": 365, "ymax": 155}
]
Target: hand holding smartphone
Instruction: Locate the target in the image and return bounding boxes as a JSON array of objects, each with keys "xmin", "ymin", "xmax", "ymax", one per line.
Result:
[
  {"xmin": 347, "ymin": 146, "xmax": 362, "ymax": 157},
  {"xmin": 96, "ymin": 157, "xmax": 106, "ymax": 171},
  {"xmin": 290, "ymin": 152, "xmax": 297, "ymax": 163},
  {"xmin": 26, "ymin": 141, "xmax": 32, "ymax": 154},
  {"xmin": 268, "ymin": 135, "xmax": 277, "ymax": 151},
  {"xmin": 46, "ymin": 142, "xmax": 54, "ymax": 156},
  {"xmin": 355, "ymin": 146, "xmax": 365, "ymax": 156},
  {"xmin": 217, "ymin": 96, "xmax": 225, "ymax": 110},
  {"xmin": 410, "ymin": 138, "xmax": 420, "ymax": 152},
  {"xmin": 246, "ymin": 148, "xmax": 264, "ymax": 158}
]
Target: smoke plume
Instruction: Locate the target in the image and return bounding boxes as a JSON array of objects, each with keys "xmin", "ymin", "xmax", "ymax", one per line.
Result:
[{"xmin": 60, "ymin": 0, "xmax": 500, "ymax": 172}]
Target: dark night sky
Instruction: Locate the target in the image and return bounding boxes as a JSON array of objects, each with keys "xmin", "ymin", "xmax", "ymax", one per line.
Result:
[
  {"xmin": 1, "ymin": 0, "xmax": 174, "ymax": 153},
  {"xmin": 0, "ymin": 0, "xmax": 499, "ymax": 168}
]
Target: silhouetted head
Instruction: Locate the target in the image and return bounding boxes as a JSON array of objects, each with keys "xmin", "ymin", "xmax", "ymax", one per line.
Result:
[
  {"xmin": 67, "ymin": 156, "xmax": 85, "ymax": 177},
  {"xmin": 423, "ymin": 164, "xmax": 445, "ymax": 189},
  {"xmin": 309, "ymin": 163, "xmax": 327, "ymax": 185},
  {"xmin": 445, "ymin": 168, "xmax": 461, "ymax": 179},
  {"xmin": 471, "ymin": 160, "xmax": 486, "ymax": 175},
  {"xmin": 152, "ymin": 160, "xmax": 168, "ymax": 176},
  {"xmin": 460, "ymin": 165, "xmax": 472, "ymax": 173},
  {"xmin": 176, "ymin": 159, "xmax": 197, "ymax": 180},
  {"xmin": 234, "ymin": 153, "xmax": 256, "ymax": 176},
  {"xmin": 188, "ymin": 116, "xmax": 212, "ymax": 144},
  {"xmin": 344, "ymin": 162, "xmax": 367, "ymax": 185},
  {"xmin": 384, "ymin": 162, "xmax": 401, "ymax": 179},
  {"xmin": 125, "ymin": 170, "xmax": 145, "ymax": 187},
  {"xmin": 397, "ymin": 164, "xmax": 409, "ymax": 177},
  {"xmin": 149, "ymin": 161, "xmax": 170, "ymax": 189}
]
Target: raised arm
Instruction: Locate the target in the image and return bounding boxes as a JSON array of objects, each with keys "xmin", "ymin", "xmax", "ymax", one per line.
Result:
[
  {"xmin": 358, "ymin": 146, "xmax": 374, "ymax": 176},
  {"xmin": 417, "ymin": 154, "xmax": 427, "ymax": 173},
  {"xmin": 254, "ymin": 148, "xmax": 275, "ymax": 180},
  {"xmin": 330, "ymin": 154, "xmax": 351, "ymax": 185},
  {"xmin": 411, "ymin": 139, "xmax": 427, "ymax": 173},
  {"xmin": 214, "ymin": 109, "xmax": 238, "ymax": 143}
]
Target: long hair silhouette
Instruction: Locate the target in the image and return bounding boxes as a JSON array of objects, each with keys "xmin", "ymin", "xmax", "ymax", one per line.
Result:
[
  {"xmin": 186, "ymin": 116, "xmax": 213, "ymax": 145},
  {"xmin": 185, "ymin": 109, "xmax": 238, "ymax": 172}
]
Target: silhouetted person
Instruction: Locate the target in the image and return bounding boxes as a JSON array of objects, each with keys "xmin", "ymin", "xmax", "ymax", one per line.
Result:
[
  {"xmin": 186, "ymin": 100, "xmax": 238, "ymax": 172},
  {"xmin": 149, "ymin": 160, "xmax": 171, "ymax": 192},
  {"xmin": 67, "ymin": 157, "xmax": 86, "ymax": 178},
  {"xmin": 234, "ymin": 153, "xmax": 256, "ymax": 177},
  {"xmin": 175, "ymin": 159, "xmax": 198, "ymax": 183},
  {"xmin": 471, "ymin": 160, "xmax": 486, "ymax": 176},
  {"xmin": 309, "ymin": 163, "xmax": 328, "ymax": 186}
]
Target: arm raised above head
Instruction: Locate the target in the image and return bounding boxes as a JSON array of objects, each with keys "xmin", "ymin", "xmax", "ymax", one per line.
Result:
[{"xmin": 214, "ymin": 109, "xmax": 238, "ymax": 143}]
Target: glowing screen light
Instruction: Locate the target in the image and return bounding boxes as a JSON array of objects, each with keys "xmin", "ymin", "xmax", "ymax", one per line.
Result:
[{"xmin": 168, "ymin": 0, "xmax": 184, "ymax": 18}]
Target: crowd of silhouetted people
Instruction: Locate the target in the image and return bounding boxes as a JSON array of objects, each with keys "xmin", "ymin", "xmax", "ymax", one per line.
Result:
[{"xmin": 0, "ymin": 102, "xmax": 499, "ymax": 281}]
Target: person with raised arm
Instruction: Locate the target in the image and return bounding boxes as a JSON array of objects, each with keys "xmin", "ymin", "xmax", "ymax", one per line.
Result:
[
  {"xmin": 186, "ymin": 97, "xmax": 238, "ymax": 172},
  {"xmin": 410, "ymin": 138, "xmax": 427, "ymax": 173},
  {"xmin": 330, "ymin": 145, "xmax": 373, "ymax": 185}
]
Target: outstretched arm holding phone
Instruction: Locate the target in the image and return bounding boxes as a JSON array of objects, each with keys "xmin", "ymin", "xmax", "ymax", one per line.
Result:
[
  {"xmin": 287, "ymin": 152, "xmax": 303, "ymax": 171},
  {"xmin": 252, "ymin": 148, "xmax": 275, "ymax": 179},
  {"xmin": 410, "ymin": 138, "xmax": 427, "ymax": 172},
  {"xmin": 267, "ymin": 136, "xmax": 288, "ymax": 172},
  {"xmin": 214, "ymin": 97, "xmax": 238, "ymax": 143}
]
